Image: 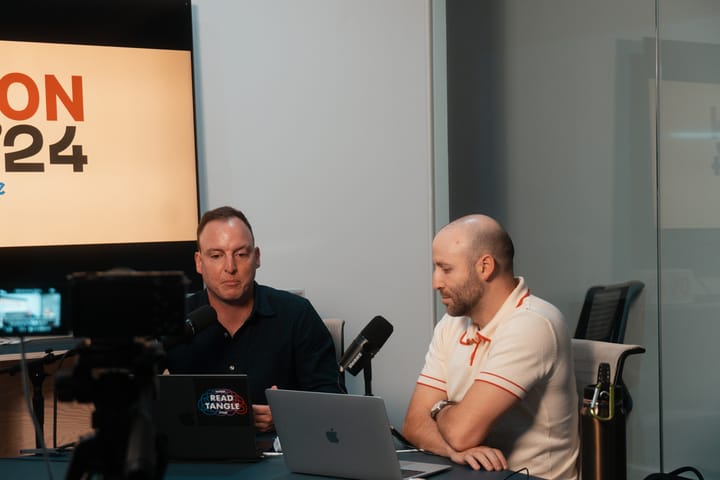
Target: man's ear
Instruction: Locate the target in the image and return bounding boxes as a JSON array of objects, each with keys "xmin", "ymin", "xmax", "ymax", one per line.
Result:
[
  {"xmin": 194, "ymin": 251, "xmax": 203, "ymax": 275},
  {"xmin": 255, "ymin": 246, "xmax": 261, "ymax": 268},
  {"xmin": 475, "ymin": 254, "xmax": 495, "ymax": 281}
]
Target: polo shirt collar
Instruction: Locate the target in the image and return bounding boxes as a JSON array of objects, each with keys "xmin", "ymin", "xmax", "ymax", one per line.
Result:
[
  {"xmin": 249, "ymin": 282, "xmax": 276, "ymax": 320},
  {"xmin": 464, "ymin": 276, "xmax": 529, "ymax": 343}
]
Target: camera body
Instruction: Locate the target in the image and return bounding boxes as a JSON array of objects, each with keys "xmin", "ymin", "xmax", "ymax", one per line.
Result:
[
  {"xmin": 54, "ymin": 269, "xmax": 190, "ymax": 479},
  {"xmin": 65, "ymin": 269, "xmax": 189, "ymax": 339}
]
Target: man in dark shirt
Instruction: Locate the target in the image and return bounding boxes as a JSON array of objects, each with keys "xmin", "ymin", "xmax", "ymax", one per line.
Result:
[{"xmin": 166, "ymin": 206, "xmax": 344, "ymax": 432}]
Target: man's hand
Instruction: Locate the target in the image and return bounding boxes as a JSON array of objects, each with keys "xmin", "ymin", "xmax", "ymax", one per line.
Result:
[
  {"xmin": 253, "ymin": 385, "xmax": 277, "ymax": 432},
  {"xmin": 449, "ymin": 445, "xmax": 508, "ymax": 471}
]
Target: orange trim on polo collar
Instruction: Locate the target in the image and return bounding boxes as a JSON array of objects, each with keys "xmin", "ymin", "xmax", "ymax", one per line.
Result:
[
  {"xmin": 459, "ymin": 331, "xmax": 490, "ymax": 366},
  {"xmin": 516, "ymin": 290, "xmax": 530, "ymax": 308},
  {"xmin": 458, "ymin": 289, "xmax": 531, "ymax": 366}
]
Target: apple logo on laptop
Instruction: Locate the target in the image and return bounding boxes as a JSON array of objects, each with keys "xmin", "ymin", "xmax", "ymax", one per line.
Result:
[{"xmin": 325, "ymin": 428, "xmax": 340, "ymax": 444}]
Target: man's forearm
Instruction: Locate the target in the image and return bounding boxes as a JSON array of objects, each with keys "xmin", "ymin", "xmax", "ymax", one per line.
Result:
[
  {"xmin": 433, "ymin": 381, "xmax": 516, "ymax": 451},
  {"xmin": 434, "ymin": 403, "xmax": 467, "ymax": 450},
  {"xmin": 402, "ymin": 410, "xmax": 455, "ymax": 457}
]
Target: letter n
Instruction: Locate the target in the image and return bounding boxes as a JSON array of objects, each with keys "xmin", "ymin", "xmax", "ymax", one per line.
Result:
[{"xmin": 45, "ymin": 74, "xmax": 84, "ymax": 121}]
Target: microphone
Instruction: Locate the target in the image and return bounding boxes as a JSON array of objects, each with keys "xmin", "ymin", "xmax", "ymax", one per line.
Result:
[
  {"xmin": 161, "ymin": 305, "xmax": 217, "ymax": 350},
  {"xmin": 339, "ymin": 315, "xmax": 393, "ymax": 376}
]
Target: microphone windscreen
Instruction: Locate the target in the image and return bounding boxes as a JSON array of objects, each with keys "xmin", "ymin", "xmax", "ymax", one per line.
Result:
[
  {"xmin": 360, "ymin": 315, "xmax": 393, "ymax": 353},
  {"xmin": 187, "ymin": 304, "xmax": 217, "ymax": 331},
  {"xmin": 162, "ymin": 305, "xmax": 216, "ymax": 351}
]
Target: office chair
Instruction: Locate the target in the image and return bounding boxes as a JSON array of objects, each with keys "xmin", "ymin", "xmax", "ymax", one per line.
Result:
[
  {"xmin": 572, "ymin": 339, "xmax": 645, "ymax": 480},
  {"xmin": 322, "ymin": 318, "xmax": 345, "ymax": 363},
  {"xmin": 322, "ymin": 318, "xmax": 346, "ymax": 390},
  {"xmin": 573, "ymin": 280, "xmax": 644, "ymax": 417},
  {"xmin": 574, "ymin": 280, "xmax": 645, "ymax": 344}
]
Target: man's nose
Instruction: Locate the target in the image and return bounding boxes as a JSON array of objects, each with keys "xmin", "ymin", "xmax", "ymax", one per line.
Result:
[
  {"xmin": 224, "ymin": 257, "xmax": 237, "ymax": 273},
  {"xmin": 432, "ymin": 271, "xmax": 443, "ymax": 290}
]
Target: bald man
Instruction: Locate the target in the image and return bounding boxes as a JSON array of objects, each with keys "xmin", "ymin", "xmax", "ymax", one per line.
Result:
[{"xmin": 402, "ymin": 215, "xmax": 579, "ymax": 479}]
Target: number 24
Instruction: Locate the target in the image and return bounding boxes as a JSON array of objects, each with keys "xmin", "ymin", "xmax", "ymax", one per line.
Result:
[{"xmin": 2, "ymin": 125, "xmax": 88, "ymax": 172}]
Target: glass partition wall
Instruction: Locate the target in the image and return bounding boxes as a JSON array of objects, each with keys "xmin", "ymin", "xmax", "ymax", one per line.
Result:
[
  {"xmin": 657, "ymin": 1, "xmax": 720, "ymax": 477},
  {"xmin": 442, "ymin": 0, "xmax": 720, "ymax": 477}
]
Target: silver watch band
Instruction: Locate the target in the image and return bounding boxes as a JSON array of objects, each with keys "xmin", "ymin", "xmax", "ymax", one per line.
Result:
[{"xmin": 430, "ymin": 400, "xmax": 456, "ymax": 420}]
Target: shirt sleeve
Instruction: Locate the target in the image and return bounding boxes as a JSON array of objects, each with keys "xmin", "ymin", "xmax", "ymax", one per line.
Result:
[
  {"xmin": 417, "ymin": 315, "xmax": 453, "ymax": 393},
  {"xmin": 475, "ymin": 309, "xmax": 558, "ymax": 399}
]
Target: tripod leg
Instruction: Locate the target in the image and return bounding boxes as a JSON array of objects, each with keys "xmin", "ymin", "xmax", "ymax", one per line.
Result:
[
  {"xmin": 126, "ymin": 407, "xmax": 158, "ymax": 479},
  {"xmin": 65, "ymin": 434, "xmax": 97, "ymax": 480},
  {"xmin": 155, "ymin": 434, "xmax": 168, "ymax": 480}
]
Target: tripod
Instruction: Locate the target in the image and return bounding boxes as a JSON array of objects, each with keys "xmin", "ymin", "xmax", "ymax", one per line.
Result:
[{"xmin": 57, "ymin": 339, "xmax": 167, "ymax": 480}]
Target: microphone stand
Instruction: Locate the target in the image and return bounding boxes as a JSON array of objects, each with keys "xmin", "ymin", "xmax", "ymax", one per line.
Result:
[
  {"xmin": 0, "ymin": 349, "xmax": 75, "ymax": 450},
  {"xmin": 359, "ymin": 343, "xmax": 413, "ymax": 451},
  {"xmin": 361, "ymin": 348, "xmax": 373, "ymax": 396},
  {"xmin": 28, "ymin": 361, "xmax": 48, "ymax": 449}
]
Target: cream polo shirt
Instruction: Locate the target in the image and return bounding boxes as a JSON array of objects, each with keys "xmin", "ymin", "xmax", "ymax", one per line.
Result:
[{"xmin": 417, "ymin": 277, "xmax": 579, "ymax": 480}]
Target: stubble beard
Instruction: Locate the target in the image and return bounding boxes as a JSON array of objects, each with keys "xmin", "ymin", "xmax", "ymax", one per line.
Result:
[{"xmin": 444, "ymin": 272, "xmax": 484, "ymax": 317}]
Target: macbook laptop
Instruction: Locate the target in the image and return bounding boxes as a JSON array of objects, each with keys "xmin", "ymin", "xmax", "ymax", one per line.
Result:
[
  {"xmin": 153, "ymin": 374, "xmax": 263, "ymax": 461},
  {"xmin": 266, "ymin": 389, "xmax": 451, "ymax": 480}
]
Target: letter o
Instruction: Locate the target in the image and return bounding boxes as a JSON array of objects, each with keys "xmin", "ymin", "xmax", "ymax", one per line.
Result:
[{"xmin": 0, "ymin": 73, "xmax": 40, "ymax": 121}]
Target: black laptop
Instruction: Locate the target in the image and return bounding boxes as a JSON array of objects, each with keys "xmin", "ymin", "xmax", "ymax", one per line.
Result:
[{"xmin": 153, "ymin": 374, "xmax": 263, "ymax": 461}]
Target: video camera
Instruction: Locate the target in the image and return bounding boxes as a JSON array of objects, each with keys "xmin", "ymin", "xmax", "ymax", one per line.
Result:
[
  {"xmin": 57, "ymin": 269, "xmax": 190, "ymax": 480},
  {"xmin": 65, "ymin": 269, "xmax": 189, "ymax": 339},
  {"xmin": 0, "ymin": 269, "xmax": 189, "ymax": 338}
]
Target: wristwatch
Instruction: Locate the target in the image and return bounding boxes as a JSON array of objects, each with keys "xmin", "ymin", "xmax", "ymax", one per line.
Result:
[{"xmin": 429, "ymin": 400, "xmax": 456, "ymax": 420}]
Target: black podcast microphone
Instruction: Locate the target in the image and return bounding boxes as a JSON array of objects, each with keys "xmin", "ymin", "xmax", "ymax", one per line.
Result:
[
  {"xmin": 339, "ymin": 315, "xmax": 393, "ymax": 376},
  {"xmin": 161, "ymin": 305, "xmax": 217, "ymax": 350}
]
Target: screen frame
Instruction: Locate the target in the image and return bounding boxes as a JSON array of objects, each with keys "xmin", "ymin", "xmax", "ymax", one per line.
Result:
[{"xmin": 0, "ymin": 0, "xmax": 202, "ymax": 336}]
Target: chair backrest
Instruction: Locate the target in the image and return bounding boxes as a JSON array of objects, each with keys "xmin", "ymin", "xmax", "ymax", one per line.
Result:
[
  {"xmin": 322, "ymin": 318, "xmax": 345, "ymax": 363},
  {"xmin": 571, "ymin": 338, "xmax": 645, "ymax": 404},
  {"xmin": 574, "ymin": 280, "xmax": 644, "ymax": 343}
]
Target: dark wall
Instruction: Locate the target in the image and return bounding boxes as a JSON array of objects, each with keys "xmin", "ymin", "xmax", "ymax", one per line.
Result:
[{"xmin": 446, "ymin": 0, "xmax": 507, "ymax": 222}]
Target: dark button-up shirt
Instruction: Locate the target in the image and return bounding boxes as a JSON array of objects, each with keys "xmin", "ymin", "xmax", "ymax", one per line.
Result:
[{"xmin": 166, "ymin": 283, "xmax": 344, "ymax": 403}]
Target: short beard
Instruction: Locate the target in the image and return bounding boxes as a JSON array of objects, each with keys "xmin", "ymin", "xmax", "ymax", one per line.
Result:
[{"xmin": 445, "ymin": 270, "xmax": 484, "ymax": 317}]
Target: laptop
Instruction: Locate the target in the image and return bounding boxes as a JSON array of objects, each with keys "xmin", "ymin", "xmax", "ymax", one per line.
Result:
[
  {"xmin": 153, "ymin": 374, "xmax": 263, "ymax": 461},
  {"xmin": 266, "ymin": 389, "xmax": 451, "ymax": 480}
]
